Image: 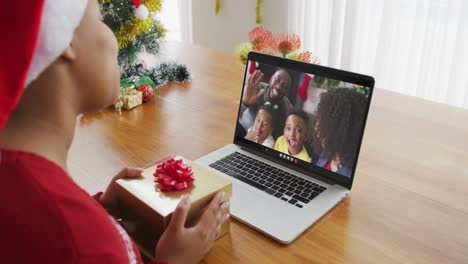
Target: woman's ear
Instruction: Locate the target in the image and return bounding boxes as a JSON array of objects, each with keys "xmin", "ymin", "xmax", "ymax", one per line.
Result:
[{"xmin": 60, "ymin": 44, "xmax": 77, "ymax": 62}]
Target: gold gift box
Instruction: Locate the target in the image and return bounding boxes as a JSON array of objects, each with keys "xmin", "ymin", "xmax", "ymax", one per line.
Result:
[
  {"xmin": 116, "ymin": 156, "xmax": 232, "ymax": 260},
  {"xmin": 115, "ymin": 88, "xmax": 143, "ymax": 110}
]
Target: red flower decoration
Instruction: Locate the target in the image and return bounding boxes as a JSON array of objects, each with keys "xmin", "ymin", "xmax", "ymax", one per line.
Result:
[
  {"xmin": 248, "ymin": 26, "xmax": 272, "ymax": 51},
  {"xmin": 153, "ymin": 158, "xmax": 195, "ymax": 192},
  {"xmin": 269, "ymin": 32, "xmax": 301, "ymax": 56}
]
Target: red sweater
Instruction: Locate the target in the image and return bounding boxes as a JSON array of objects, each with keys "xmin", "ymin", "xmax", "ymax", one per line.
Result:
[{"xmin": 0, "ymin": 149, "xmax": 155, "ymax": 263}]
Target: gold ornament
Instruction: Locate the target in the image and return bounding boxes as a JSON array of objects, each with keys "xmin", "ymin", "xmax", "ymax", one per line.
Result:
[
  {"xmin": 215, "ymin": 0, "xmax": 220, "ymax": 15},
  {"xmin": 256, "ymin": 0, "xmax": 263, "ymax": 24}
]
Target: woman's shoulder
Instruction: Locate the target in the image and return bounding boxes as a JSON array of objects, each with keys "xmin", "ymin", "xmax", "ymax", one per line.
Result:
[
  {"xmin": 0, "ymin": 149, "xmax": 87, "ymax": 199},
  {"xmin": 0, "ymin": 149, "xmax": 142, "ymax": 263},
  {"xmin": 0, "ymin": 148, "xmax": 67, "ymax": 175},
  {"xmin": 0, "ymin": 149, "xmax": 81, "ymax": 261}
]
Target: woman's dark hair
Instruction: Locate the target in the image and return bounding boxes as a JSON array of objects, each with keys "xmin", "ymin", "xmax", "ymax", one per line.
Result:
[{"xmin": 312, "ymin": 88, "xmax": 367, "ymax": 167}]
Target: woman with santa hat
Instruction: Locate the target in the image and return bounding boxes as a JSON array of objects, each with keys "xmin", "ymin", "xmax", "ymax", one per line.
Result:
[{"xmin": 0, "ymin": 1, "xmax": 228, "ymax": 263}]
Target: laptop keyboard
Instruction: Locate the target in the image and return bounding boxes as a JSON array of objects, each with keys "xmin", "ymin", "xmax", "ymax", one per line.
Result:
[{"xmin": 209, "ymin": 152, "xmax": 327, "ymax": 208}]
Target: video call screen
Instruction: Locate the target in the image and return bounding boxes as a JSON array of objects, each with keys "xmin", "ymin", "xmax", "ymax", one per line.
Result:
[{"xmin": 235, "ymin": 60, "xmax": 370, "ymax": 178}]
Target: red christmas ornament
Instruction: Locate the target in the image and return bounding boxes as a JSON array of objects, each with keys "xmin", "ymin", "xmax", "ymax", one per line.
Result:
[
  {"xmin": 131, "ymin": 0, "xmax": 141, "ymax": 8},
  {"xmin": 153, "ymin": 158, "xmax": 195, "ymax": 192},
  {"xmin": 138, "ymin": 84, "xmax": 154, "ymax": 102}
]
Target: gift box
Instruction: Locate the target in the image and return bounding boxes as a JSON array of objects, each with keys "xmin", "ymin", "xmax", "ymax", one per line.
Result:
[
  {"xmin": 114, "ymin": 87, "xmax": 143, "ymax": 110},
  {"xmin": 115, "ymin": 156, "xmax": 232, "ymax": 260},
  {"xmin": 121, "ymin": 75, "xmax": 156, "ymax": 89}
]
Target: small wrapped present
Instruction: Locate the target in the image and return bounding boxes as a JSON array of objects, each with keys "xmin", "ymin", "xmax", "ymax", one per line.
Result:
[
  {"xmin": 114, "ymin": 87, "xmax": 143, "ymax": 111},
  {"xmin": 121, "ymin": 75, "xmax": 156, "ymax": 89},
  {"xmin": 115, "ymin": 156, "xmax": 232, "ymax": 260}
]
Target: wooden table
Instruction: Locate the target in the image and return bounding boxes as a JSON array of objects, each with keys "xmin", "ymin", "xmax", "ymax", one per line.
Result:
[{"xmin": 69, "ymin": 42, "xmax": 468, "ymax": 263}]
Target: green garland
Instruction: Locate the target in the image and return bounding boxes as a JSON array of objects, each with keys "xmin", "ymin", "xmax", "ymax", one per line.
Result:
[{"xmin": 122, "ymin": 62, "xmax": 191, "ymax": 88}]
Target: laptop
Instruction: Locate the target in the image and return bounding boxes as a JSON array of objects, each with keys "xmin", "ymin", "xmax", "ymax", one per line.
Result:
[{"xmin": 195, "ymin": 52, "xmax": 374, "ymax": 243}]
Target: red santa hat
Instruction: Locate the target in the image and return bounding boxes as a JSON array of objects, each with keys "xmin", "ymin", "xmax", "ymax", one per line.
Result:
[{"xmin": 0, "ymin": 0, "xmax": 88, "ymax": 131}]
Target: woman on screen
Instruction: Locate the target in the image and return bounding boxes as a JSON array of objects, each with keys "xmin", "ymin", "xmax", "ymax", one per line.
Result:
[{"xmin": 312, "ymin": 88, "xmax": 367, "ymax": 177}]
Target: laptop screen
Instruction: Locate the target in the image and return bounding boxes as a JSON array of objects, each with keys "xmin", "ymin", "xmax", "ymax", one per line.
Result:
[{"xmin": 234, "ymin": 52, "xmax": 373, "ymax": 187}]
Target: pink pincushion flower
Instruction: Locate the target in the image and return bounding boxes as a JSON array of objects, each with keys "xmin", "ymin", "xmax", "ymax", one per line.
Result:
[
  {"xmin": 236, "ymin": 26, "xmax": 319, "ymax": 65},
  {"xmin": 248, "ymin": 26, "xmax": 272, "ymax": 51},
  {"xmin": 269, "ymin": 32, "xmax": 301, "ymax": 56},
  {"xmin": 256, "ymin": 45, "xmax": 278, "ymax": 56},
  {"xmin": 297, "ymin": 51, "xmax": 311, "ymax": 62},
  {"xmin": 309, "ymin": 54, "xmax": 320, "ymax": 65},
  {"xmin": 291, "ymin": 51, "xmax": 320, "ymax": 64}
]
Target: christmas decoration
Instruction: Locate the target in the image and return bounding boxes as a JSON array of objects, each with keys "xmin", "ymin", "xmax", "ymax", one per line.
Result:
[
  {"xmin": 235, "ymin": 26, "xmax": 319, "ymax": 64},
  {"xmin": 214, "ymin": 0, "xmax": 262, "ymax": 25},
  {"xmin": 121, "ymin": 75, "xmax": 156, "ymax": 89},
  {"xmin": 312, "ymin": 76, "xmax": 341, "ymax": 89},
  {"xmin": 298, "ymin": 74, "xmax": 312, "ymax": 102},
  {"xmin": 122, "ymin": 62, "xmax": 191, "ymax": 88},
  {"xmin": 153, "ymin": 157, "xmax": 195, "ymax": 192},
  {"xmin": 99, "ymin": 0, "xmax": 192, "ymax": 97},
  {"xmin": 256, "ymin": 0, "xmax": 263, "ymax": 24},
  {"xmin": 249, "ymin": 60, "xmax": 257, "ymax": 74},
  {"xmin": 135, "ymin": 5, "xmax": 149, "ymax": 20},
  {"xmin": 299, "ymin": 75, "xmax": 342, "ymax": 104},
  {"xmin": 138, "ymin": 84, "xmax": 154, "ymax": 102},
  {"xmin": 114, "ymin": 87, "xmax": 143, "ymax": 112},
  {"xmin": 99, "ymin": 0, "xmax": 165, "ymax": 66},
  {"xmin": 113, "ymin": 62, "xmax": 192, "ymax": 112},
  {"xmin": 215, "ymin": 0, "xmax": 220, "ymax": 15},
  {"xmin": 356, "ymin": 85, "xmax": 370, "ymax": 96}
]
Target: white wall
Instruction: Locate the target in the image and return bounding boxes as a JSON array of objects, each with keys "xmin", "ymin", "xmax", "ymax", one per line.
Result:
[{"xmin": 192, "ymin": 0, "xmax": 288, "ymax": 52}]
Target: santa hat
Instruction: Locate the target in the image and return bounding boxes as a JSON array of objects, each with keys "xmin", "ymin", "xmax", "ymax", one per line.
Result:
[{"xmin": 0, "ymin": 0, "xmax": 88, "ymax": 131}]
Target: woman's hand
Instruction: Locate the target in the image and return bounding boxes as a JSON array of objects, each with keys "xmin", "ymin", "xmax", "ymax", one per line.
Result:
[
  {"xmin": 155, "ymin": 192, "xmax": 229, "ymax": 264},
  {"xmin": 242, "ymin": 70, "xmax": 265, "ymax": 106},
  {"xmin": 98, "ymin": 167, "xmax": 144, "ymax": 218},
  {"xmin": 99, "ymin": 157, "xmax": 172, "ymax": 218}
]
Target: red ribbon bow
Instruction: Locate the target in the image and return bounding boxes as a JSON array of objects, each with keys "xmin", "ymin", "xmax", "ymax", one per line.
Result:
[{"xmin": 154, "ymin": 158, "xmax": 195, "ymax": 192}]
